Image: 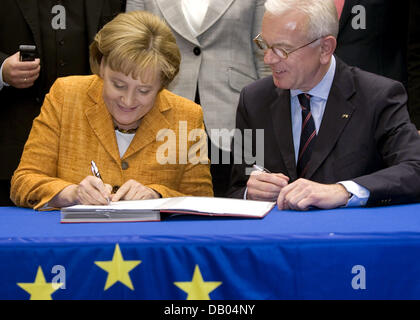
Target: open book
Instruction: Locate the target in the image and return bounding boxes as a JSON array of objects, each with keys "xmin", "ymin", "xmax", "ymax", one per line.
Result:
[{"xmin": 60, "ymin": 197, "xmax": 275, "ymax": 223}]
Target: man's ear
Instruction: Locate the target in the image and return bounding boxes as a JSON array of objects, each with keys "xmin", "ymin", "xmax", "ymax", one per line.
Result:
[{"xmin": 320, "ymin": 36, "xmax": 337, "ymax": 65}]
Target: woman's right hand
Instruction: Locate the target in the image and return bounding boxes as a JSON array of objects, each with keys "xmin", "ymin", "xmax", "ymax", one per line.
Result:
[{"xmin": 49, "ymin": 176, "xmax": 112, "ymax": 207}]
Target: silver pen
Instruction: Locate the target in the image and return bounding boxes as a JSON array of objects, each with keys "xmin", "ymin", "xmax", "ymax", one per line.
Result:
[
  {"xmin": 252, "ymin": 164, "xmax": 271, "ymax": 173},
  {"xmin": 91, "ymin": 160, "xmax": 111, "ymax": 204},
  {"xmin": 91, "ymin": 160, "xmax": 102, "ymax": 180}
]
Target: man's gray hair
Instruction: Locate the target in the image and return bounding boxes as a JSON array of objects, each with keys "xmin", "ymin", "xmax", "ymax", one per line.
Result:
[{"xmin": 264, "ymin": 0, "xmax": 339, "ymax": 39}]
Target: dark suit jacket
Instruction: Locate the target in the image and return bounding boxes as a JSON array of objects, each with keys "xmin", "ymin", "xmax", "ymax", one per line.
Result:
[
  {"xmin": 0, "ymin": 0, "xmax": 125, "ymax": 180},
  {"xmin": 228, "ymin": 58, "xmax": 420, "ymax": 207},
  {"xmin": 335, "ymin": 0, "xmax": 409, "ymax": 86},
  {"xmin": 408, "ymin": 0, "xmax": 420, "ymax": 128}
]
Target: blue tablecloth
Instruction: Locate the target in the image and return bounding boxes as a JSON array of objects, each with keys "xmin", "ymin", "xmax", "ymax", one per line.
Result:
[{"xmin": 1, "ymin": 203, "xmax": 420, "ymax": 299}]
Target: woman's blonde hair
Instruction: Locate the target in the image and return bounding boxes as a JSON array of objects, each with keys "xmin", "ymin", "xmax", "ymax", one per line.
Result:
[{"xmin": 90, "ymin": 11, "xmax": 181, "ymax": 88}]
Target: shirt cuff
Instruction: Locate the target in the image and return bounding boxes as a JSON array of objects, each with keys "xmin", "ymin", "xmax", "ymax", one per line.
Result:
[
  {"xmin": 0, "ymin": 60, "xmax": 10, "ymax": 90},
  {"xmin": 338, "ymin": 181, "xmax": 370, "ymax": 207}
]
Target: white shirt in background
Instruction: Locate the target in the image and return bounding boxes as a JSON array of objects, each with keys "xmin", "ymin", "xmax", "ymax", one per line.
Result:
[{"xmin": 181, "ymin": 0, "xmax": 209, "ymax": 36}]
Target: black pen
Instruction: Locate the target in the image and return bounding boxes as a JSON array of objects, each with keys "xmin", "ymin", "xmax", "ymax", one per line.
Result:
[{"xmin": 91, "ymin": 160, "xmax": 102, "ymax": 180}]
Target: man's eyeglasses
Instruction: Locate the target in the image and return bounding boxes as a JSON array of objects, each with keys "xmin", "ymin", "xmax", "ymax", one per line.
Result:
[{"xmin": 253, "ymin": 33, "xmax": 321, "ymax": 60}]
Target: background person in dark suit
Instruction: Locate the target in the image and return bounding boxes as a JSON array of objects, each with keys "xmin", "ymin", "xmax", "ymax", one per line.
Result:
[
  {"xmin": 0, "ymin": 0, "xmax": 125, "ymax": 205},
  {"xmin": 408, "ymin": 0, "xmax": 420, "ymax": 131},
  {"xmin": 335, "ymin": 0, "xmax": 409, "ymax": 86},
  {"xmin": 228, "ymin": 0, "xmax": 420, "ymax": 210},
  {"xmin": 334, "ymin": 0, "xmax": 420, "ymax": 131}
]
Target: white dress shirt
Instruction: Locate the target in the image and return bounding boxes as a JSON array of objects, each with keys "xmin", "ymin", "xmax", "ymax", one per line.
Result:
[{"xmin": 0, "ymin": 61, "xmax": 9, "ymax": 90}]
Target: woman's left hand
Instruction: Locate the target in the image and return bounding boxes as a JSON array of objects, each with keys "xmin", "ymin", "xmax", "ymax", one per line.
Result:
[{"xmin": 111, "ymin": 179, "xmax": 161, "ymax": 201}]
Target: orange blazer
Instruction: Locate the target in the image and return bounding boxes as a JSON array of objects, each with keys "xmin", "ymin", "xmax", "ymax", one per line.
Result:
[{"xmin": 11, "ymin": 75, "xmax": 213, "ymax": 209}]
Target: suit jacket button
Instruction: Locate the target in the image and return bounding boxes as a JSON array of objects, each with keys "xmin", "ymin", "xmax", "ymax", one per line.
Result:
[
  {"xmin": 193, "ymin": 46, "xmax": 201, "ymax": 56},
  {"xmin": 121, "ymin": 161, "xmax": 129, "ymax": 170}
]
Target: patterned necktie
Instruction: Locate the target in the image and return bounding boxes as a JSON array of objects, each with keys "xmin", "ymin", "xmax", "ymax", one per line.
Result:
[{"xmin": 297, "ymin": 93, "xmax": 317, "ymax": 178}]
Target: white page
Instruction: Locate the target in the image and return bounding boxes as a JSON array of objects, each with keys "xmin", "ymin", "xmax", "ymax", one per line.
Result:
[{"xmin": 159, "ymin": 197, "xmax": 275, "ymax": 217}]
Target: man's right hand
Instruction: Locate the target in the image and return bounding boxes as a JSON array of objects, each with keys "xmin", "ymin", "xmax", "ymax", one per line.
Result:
[
  {"xmin": 246, "ymin": 171, "xmax": 290, "ymax": 201},
  {"xmin": 2, "ymin": 51, "xmax": 40, "ymax": 89}
]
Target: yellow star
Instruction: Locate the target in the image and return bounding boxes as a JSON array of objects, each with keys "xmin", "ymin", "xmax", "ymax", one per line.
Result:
[
  {"xmin": 94, "ymin": 244, "xmax": 141, "ymax": 291},
  {"xmin": 17, "ymin": 266, "xmax": 63, "ymax": 300},
  {"xmin": 174, "ymin": 265, "xmax": 222, "ymax": 300}
]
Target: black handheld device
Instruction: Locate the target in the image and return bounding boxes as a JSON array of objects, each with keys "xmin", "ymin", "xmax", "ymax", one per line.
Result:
[{"xmin": 19, "ymin": 45, "xmax": 37, "ymax": 61}]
